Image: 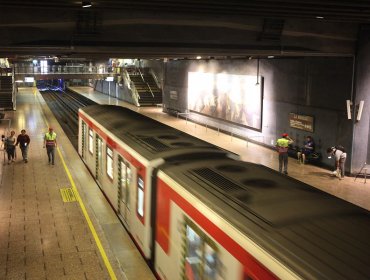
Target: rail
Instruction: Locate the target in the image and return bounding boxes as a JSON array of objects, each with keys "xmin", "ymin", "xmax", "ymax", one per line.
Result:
[
  {"xmin": 122, "ymin": 69, "xmax": 140, "ymax": 106},
  {"xmin": 149, "ymin": 68, "xmax": 161, "ymax": 89},
  {"xmin": 245, "ymin": 135, "xmax": 265, "ymax": 147},
  {"xmin": 14, "ymin": 65, "xmax": 110, "ymax": 75}
]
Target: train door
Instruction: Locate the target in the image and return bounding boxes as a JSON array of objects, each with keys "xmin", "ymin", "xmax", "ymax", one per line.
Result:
[
  {"xmin": 95, "ymin": 135, "xmax": 103, "ymax": 180},
  {"xmin": 117, "ymin": 155, "xmax": 132, "ymax": 228},
  {"xmin": 81, "ymin": 121, "xmax": 87, "ymax": 159}
]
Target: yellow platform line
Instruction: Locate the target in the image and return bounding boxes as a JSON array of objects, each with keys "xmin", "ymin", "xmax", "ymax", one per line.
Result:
[
  {"xmin": 57, "ymin": 147, "xmax": 118, "ymax": 280},
  {"xmin": 39, "ymin": 94, "xmax": 117, "ymax": 280}
]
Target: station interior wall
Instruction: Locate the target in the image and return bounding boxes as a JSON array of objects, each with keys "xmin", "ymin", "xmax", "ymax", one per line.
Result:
[
  {"xmin": 160, "ymin": 58, "xmax": 354, "ymax": 170},
  {"xmin": 93, "ymin": 55, "xmax": 370, "ymax": 174}
]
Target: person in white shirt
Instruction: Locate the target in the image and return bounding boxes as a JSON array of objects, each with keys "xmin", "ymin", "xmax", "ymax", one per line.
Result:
[{"xmin": 327, "ymin": 146, "xmax": 347, "ymax": 179}]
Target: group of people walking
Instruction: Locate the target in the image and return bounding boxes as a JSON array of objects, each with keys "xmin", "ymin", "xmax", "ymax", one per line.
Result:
[
  {"xmin": 3, "ymin": 127, "xmax": 57, "ymax": 165},
  {"xmin": 3, "ymin": 129, "xmax": 30, "ymax": 164}
]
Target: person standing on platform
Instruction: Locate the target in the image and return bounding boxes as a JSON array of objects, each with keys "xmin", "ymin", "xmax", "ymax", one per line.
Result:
[
  {"xmin": 43, "ymin": 127, "xmax": 57, "ymax": 165},
  {"xmin": 276, "ymin": 133, "xmax": 294, "ymax": 175},
  {"xmin": 5, "ymin": 130, "xmax": 16, "ymax": 164},
  {"xmin": 15, "ymin": 129, "xmax": 31, "ymax": 163}
]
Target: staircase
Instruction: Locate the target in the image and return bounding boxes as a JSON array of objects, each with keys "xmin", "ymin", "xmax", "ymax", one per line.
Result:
[
  {"xmin": 0, "ymin": 76, "xmax": 14, "ymax": 110},
  {"xmin": 129, "ymin": 73, "xmax": 162, "ymax": 106}
]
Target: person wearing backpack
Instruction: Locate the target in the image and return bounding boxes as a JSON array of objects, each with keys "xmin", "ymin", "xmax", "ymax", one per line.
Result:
[{"xmin": 327, "ymin": 146, "xmax": 347, "ymax": 179}]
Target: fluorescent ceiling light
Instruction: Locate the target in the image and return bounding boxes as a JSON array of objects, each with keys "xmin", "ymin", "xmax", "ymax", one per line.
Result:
[
  {"xmin": 196, "ymin": 56, "xmax": 202, "ymax": 59},
  {"xmin": 82, "ymin": 1, "xmax": 92, "ymax": 8}
]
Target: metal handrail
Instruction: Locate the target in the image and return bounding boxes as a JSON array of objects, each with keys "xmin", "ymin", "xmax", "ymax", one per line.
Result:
[
  {"xmin": 149, "ymin": 68, "xmax": 161, "ymax": 89},
  {"xmin": 14, "ymin": 65, "xmax": 109, "ymax": 75},
  {"xmin": 146, "ymin": 82, "xmax": 154, "ymax": 98},
  {"xmin": 122, "ymin": 69, "xmax": 140, "ymax": 106}
]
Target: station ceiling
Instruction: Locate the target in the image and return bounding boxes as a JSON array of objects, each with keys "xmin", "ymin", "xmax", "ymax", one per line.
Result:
[{"xmin": 1, "ymin": 1, "xmax": 370, "ymax": 60}]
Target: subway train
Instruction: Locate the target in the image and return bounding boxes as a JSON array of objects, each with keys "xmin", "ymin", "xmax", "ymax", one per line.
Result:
[{"xmin": 78, "ymin": 105, "xmax": 370, "ymax": 280}]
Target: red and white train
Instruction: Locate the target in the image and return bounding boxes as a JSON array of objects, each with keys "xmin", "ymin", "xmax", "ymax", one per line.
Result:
[{"xmin": 79, "ymin": 105, "xmax": 370, "ymax": 280}]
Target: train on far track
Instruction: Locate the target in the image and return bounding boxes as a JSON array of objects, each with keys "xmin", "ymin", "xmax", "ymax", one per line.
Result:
[{"xmin": 78, "ymin": 104, "xmax": 370, "ymax": 280}]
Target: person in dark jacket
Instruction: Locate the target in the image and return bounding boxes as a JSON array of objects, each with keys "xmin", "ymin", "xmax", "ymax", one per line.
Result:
[{"xmin": 15, "ymin": 129, "xmax": 31, "ymax": 163}]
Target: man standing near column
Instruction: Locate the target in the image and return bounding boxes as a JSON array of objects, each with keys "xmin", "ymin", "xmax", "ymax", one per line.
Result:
[
  {"xmin": 43, "ymin": 127, "xmax": 57, "ymax": 165},
  {"xmin": 276, "ymin": 133, "xmax": 294, "ymax": 175}
]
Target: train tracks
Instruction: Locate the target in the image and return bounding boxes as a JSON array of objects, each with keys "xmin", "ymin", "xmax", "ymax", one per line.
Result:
[{"xmin": 41, "ymin": 89, "xmax": 96, "ymax": 149}]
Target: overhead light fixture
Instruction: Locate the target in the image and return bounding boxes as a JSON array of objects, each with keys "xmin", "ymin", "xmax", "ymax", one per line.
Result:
[
  {"xmin": 82, "ymin": 1, "xmax": 92, "ymax": 8},
  {"xmin": 316, "ymin": 16, "xmax": 324, "ymax": 19},
  {"xmin": 196, "ymin": 56, "xmax": 202, "ymax": 60},
  {"xmin": 268, "ymin": 55, "xmax": 274, "ymax": 59}
]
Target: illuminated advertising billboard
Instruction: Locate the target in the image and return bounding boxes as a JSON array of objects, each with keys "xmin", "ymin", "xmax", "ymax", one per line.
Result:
[{"xmin": 188, "ymin": 72, "xmax": 263, "ymax": 130}]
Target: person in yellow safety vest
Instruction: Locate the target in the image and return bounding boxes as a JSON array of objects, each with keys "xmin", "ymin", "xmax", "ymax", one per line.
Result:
[
  {"xmin": 276, "ymin": 133, "xmax": 294, "ymax": 175},
  {"xmin": 43, "ymin": 127, "xmax": 57, "ymax": 165}
]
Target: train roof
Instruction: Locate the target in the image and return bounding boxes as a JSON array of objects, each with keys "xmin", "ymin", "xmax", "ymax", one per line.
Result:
[
  {"xmin": 79, "ymin": 105, "xmax": 234, "ymax": 161},
  {"xmin": 159, "ymin": 158, "xmax": 370, "ymax": 280}
]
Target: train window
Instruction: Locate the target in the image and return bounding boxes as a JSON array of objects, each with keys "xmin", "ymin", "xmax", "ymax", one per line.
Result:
[
  {"xmin": 126, "ymin": 166, "xmax": 131, "ymax": 210},
  {"xmin": 88, "ymin": 129, "xmax": 93, "ymax": 154},
  {"xmin": 97, "ymin": 136, "xmax": 103, "ymax": 178},
  {"xmin": 81, "ymin": 121, "xmax": 86, "ymax": 158},
  {"xmin": 137, "ymin": 177, "xmax": 144, "ymax": 217},
  {"xmin": 183, "ymin": 219, "xmax": 218, "ymax": 280},
  {"xmin": 106, "ymin": 147, "xmax": 113, "ymax": 180},
  {"xmin": 120, "ymin": 160, "xmax": 131, "ymax": 209},
  {"xmin": 204, "ymin": 243, "xmax": 217, "ymax": 280}
]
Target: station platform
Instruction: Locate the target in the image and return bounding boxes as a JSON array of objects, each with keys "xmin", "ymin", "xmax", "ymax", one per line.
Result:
[
  {"xmin": 70, "ymin": 86, "xmax": 370, "ymax": 211},
  {"xmin": 0, "ymin": 88, "xmax": 155, "ymax": 280},
  {"xmin": 1, "ymin": 85, "xmax": 370, "ymax": 280}
]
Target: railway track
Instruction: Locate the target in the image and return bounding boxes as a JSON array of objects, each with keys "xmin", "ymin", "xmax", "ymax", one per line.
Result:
[{"xmin": 41, "ymin": 89, "xmax": 97, "ymax": 149}]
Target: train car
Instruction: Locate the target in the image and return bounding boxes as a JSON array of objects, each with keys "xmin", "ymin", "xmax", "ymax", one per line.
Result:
[
  {"xmin": 78, "ymin": 105, "xmax": 370, "ymax": 280},
  {"xmin": 154, "ymin": 158, "xmax": 370, "ymax": 280},
  {"xmin": 78, "ymin": 105, "xmax": 236, "ymax": 259}
]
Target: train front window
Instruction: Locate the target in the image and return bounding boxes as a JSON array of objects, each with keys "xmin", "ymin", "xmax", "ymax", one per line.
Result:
[{"xmin": 184, "ymin": 221, "xmax": 218, "ymax": 280}]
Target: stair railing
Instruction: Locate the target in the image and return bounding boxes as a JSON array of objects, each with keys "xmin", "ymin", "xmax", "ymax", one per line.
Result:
[
  {"xmin": 149, "ymin": 68, "xmax": 162, "ymax": 89},
  {"xmin": 123, "ymin": 68, "xmax": 140, "ymax": 106},
  {"xmin": 137, "ymin": 68, "xmax": 154, "ymax": 98},
  {"xmin": 146, "ymin": 82, "xmax": 154, "ymax": 98}
]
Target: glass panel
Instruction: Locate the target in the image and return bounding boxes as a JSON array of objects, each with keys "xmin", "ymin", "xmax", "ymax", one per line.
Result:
[
  {"xmin": 88, "ymin": 129, "xmax": 93, "ymax": 153},
  {"xmin": 185, "ymin": 226, "xmax": 202, "ymax": 280},
  {"xmin": 107, "ymin": 147, "xmax": 113, "ymax": 179},
  {"xmin": 204, "ymin": 243, "xmax": 217, "ymax": 280},
  {"xmin": 97, "ymin": 137, "xmax": 102, "ymax": 173},
  {"xmin": 137, "ymin": 177, "xmax": 144, "ymax": 217},
  {"xmin": 120, "ymin": 161, "xmax": 127, "ymax": 203},
  {"xmin": 126, "ymin": 165, "xmax": 131, "ymax": 210}
]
